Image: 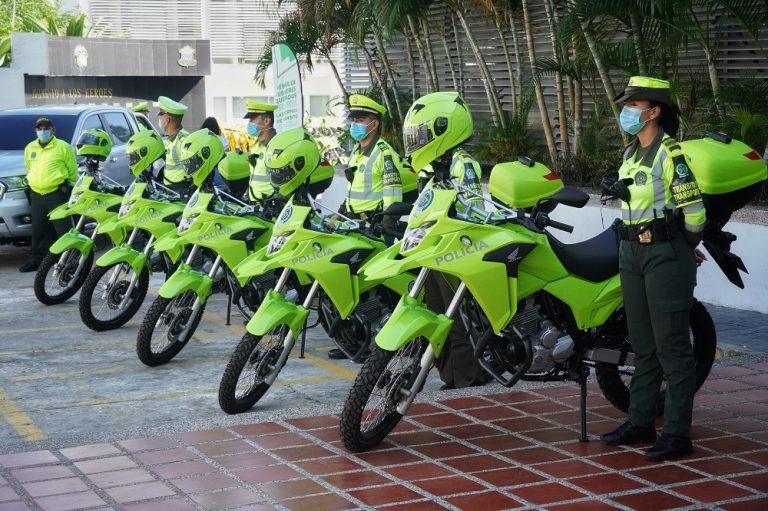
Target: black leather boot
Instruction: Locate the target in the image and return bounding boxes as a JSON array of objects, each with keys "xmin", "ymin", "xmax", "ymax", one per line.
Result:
[
  {"xmin": 644, "ymin": 434, "xmax": 693, "ymax": 461},
  {"xmin": 600, "ymin": 421, "xmax": 657, "ymax": 445}
]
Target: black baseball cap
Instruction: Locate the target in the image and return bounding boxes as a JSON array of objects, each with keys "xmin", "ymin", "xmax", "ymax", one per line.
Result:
[{"xmin": 35, "ymin": 117, "xmax": 54, "ymax": 128}]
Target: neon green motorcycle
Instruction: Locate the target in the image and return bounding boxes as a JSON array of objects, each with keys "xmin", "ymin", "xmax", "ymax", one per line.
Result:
[
  {"xmin": 78, "ymin": 130, "xmax": 188, "ymax": 331},
  {"xmin": 217, "ymin": 196, "xmax": 412, "ymax": 414},
  {"xmin": 34, "ymin": 158, "xmax": 125, "ymax": 305},
  {"xmin": 340, "ymin": 159, "xmax": 717, "ymax": 452}
]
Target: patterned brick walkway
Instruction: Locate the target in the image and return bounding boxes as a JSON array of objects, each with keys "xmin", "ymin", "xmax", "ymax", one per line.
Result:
[{"xmin": 1, "ymin": 360, "xmax": 766, "ymax": 511}]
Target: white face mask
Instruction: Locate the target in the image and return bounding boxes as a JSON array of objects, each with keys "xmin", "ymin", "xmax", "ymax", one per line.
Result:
[{"xmin": 158, "ymin": 115, "xmax": 167, "ymax": 135}]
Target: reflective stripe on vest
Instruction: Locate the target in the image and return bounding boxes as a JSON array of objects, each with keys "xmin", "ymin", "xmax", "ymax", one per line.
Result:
[
  {"xmin": 163, "ymin": 131, "xmax": 189, "ymax": 184},
  {"xmin": 347, "ymin": 146, "xmax": 383, "ymax": 202}
]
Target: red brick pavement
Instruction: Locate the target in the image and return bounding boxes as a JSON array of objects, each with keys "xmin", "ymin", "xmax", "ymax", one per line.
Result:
[{"xmin": 1, "ymin": 361, "xmax": 767, "ymax": 510}]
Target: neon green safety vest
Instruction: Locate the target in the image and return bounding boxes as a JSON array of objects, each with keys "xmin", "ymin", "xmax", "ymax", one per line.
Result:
[
  {"xmin": 24, "ymin": 137, "xmax": 78, "ymax": 195},
  {"xmin": 618, "ymin": 133, "xmax": 706, "ymax": 234},
  {"xmin": 346, "ymin": 138, "xmax": 403, "ymax": 214},
  {"xmin": 163, "ymin": 128, "xmax": 190, "ymax": 185},
  {"xmin": 248, "ymin": 136, "xmax": 275, "ymax": 201}
]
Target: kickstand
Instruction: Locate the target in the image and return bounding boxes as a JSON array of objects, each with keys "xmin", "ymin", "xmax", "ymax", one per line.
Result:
[
  {"xmin": 299, "ymin": 319, "xmax": 308, "ymax": 359},
  {"xmin": 579, "ymin": 362, "xmax": 589, "ymax": 442},
  {"xmin": 225, "ymin": 293, "xmax": 232, "ymax": 326}
]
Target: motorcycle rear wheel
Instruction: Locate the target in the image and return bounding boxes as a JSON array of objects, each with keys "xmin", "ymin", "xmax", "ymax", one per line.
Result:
[
  {"xmin": 136, "ymin": 291, "xmax": 207, "ymax": 366},
  {"xmin": 218, "ymin": 327, "xmax": 291, "ymax": 414},
  {"xmin": 34, "ymin": 249, "xmax": 93, "ymax": 305},
  {"xmin": 340, "ymin": 339, "xmax": 427, "ymax": 453},
  {"xmin": 79, "ymin": 263, "xmax": 149, "ymax": 331},
  {"xmin": 595, "ymin": 299, "xmax": 717, "ymax": 414}
]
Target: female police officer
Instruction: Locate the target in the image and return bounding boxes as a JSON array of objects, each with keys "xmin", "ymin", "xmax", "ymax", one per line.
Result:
[{"xmin": 600, "ymin": 77, "xmax": 706, "ymax": 461}]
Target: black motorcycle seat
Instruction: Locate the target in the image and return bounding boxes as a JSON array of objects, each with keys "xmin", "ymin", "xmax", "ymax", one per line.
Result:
[{"xmin": 549, "ymin": 226, "xmax": 619, "ymax": 282}]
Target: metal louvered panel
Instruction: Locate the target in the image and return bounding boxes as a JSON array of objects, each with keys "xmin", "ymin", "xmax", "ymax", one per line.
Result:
[{"xmin": 89, "ymin": 0, "xmax": 202, "ymax": 39}]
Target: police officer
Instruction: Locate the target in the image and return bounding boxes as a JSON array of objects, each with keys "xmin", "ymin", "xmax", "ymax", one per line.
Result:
[
  {"xmin": 20, "ymin": 117, "xmax": 77, "ymax": 272},
  {"xmin": 243, "ymin": 100, "xmax": 278, "ymax": 203},
  {"xmin": 341, "ymin": 94, "xmax": 404, "ymax": 221},
  {"xmin": 401, "ymin": 91, "xmax": 487, "ymax": 388},
  {"xmin": 157, "ymin": 96, "xmax": 192, "ymax": 195},
  {"xmin": 131, "ymin": 102, "xmax": 150, "ymax": 131},
  {"xmin": 600, "ymin": 77, "xmax": 706, "ymax": 461}
]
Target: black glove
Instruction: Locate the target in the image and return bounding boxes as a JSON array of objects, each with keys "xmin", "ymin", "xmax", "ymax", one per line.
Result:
[
  {"xmin": 344, "ymin": 166, "xmax": 357, "ymax": 183},
  {"xmin": 248, "ymin": 153, "xmax": 259, "ymax": 167},
  {"xmin": 600, "ymin": 172, "xmax": 632, "ymax": 202},
  {"xmin": 685, "ymin": 230, "xmax": 703, "ymax": 248}
]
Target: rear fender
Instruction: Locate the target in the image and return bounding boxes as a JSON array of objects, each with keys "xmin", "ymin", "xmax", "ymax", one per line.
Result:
[
  {"xmin": 158, "ymin": 263, "xmax": 213, "ymax": 301},
  {"xmin": 49, "ymin": 229, "xmax": 93, "ymax": 256},
  {"xmin": 375, "ymin": 295, "xmax": 453, "ymax": 357},
  {"xmin": 246, "ymin": 289, "xmax": 309, "ymax": 337},
  {"xmin": 95, "ymin": 245, "xmax": 147, "ymax": 274}
]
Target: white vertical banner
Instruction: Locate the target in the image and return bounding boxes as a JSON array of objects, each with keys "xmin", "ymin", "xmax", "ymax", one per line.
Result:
[{"xmin": 272, "ymin": 43, "xmax": 303, "ymax": 132}]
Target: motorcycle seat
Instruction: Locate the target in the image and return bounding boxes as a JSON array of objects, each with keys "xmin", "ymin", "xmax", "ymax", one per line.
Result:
[{"xmin": 549, "ymin": 226, "xmax": 619, "ymax": 282}]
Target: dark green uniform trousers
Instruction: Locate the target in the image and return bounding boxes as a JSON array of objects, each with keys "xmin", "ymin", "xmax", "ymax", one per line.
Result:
[
  {"xmin": 619, "ymin": 233, "xmax": 697, "ymax": 437},
  {"xmin": 30, "ymin": 189, "xmax": 72, "ymax": 264},
  {"xmin": 425, "ymin": 272, "xmax": 486, "ymax": 389}
]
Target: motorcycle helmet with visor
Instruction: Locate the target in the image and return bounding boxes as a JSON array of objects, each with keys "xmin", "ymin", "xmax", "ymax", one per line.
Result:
[
  {"xmin": 126, "ymin": 130, "xmax": 165, "ymax": 177},
  {"xmin": 76, "ymin": 129, "xmax": 112, "ymax": 160},
  {"xmin": 177, "ymin": 129, "xmax": 225, "ymax": 188},
  {"xmin": 265, "ymin": 127, "xmax": 321, "ymax": 197},
  {"xmin": 402, "ymin": 92, "xmax": 473, "ymax": 172}
]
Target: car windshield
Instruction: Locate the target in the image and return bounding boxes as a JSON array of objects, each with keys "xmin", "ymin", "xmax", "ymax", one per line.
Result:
[{"xmin": 0, "ymin": 114, "xmax": 79, "ymax": 150}]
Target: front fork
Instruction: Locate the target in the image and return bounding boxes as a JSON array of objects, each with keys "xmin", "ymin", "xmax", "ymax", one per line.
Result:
[
  {"xmin": 395, "ymin": 268, "xmax": 468, "ymax": 415},
  {"xmin": 53, "ymin": 216, "xmax": 90, "ymax": 280},
  {"xmin": 173, "ymin": 245, "xmax": 210, "ymax": 342},
  {"xmin": 264, "ymin": 269, "xmax": 320, "ymax": 385},
  {"xmin": 104, "ymin": 228, "xmax": 154, "ymax": 309}
]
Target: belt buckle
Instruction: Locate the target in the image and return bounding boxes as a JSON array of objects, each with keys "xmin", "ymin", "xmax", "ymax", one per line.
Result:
[{"xmin": 638, "ymin": 229, "xmax": 652, "ymax": 244}]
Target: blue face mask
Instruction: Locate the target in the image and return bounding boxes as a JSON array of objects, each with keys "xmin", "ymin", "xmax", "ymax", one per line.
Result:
[
  {"xmin": 247, "ymin": 122, "xmax": 261, "ymax": 138},
  {"xmin": 36, "ymin": 129, "xmax": 53, "ymax": 143},
  {"xmin": 620, "ymin": 106, "xmax": 650, "ymax": 135},
  {"xmin": 349, "ymin": 121, "xmax": 371, "ymax": 142}
]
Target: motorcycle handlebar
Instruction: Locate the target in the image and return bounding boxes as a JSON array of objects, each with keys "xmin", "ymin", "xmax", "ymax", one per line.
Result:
[{"xmin": 548, "ymin": 218, "xmax": 574, "ymax": 233}]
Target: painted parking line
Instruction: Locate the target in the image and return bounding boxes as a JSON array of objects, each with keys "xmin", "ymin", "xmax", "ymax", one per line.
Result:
[
  {"xmin": 0, "ymin": 387, "xmax": 47, "ymax": 441},
  {"xmin": 10, "ymin": 357, "xmax": 229, "ymax": 382},
  {"xmin": 34, "ymin": 375, "xmax": 334, "ymax": 411},
  {"xmin": 3, "ymin": 320, "xmax": 141, "ymax": 335}
]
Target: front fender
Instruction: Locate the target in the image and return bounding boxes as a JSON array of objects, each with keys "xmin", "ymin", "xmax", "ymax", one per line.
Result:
[
  {"xmin": 375, "ymin": 295, "xmax": 453, "ymax": 357},
  {"xmin": 158, "ymin": 264, "xmax": 213, "ymax": 301},
  {"xmin": 246, "ymin": 289, "xmax": 309, "ymax": 338},
  {"xmin": 95, "ymin": 245, "xmax": 147, "ymax": 274},
  {"xmin": 49, "ymin": 229, "xmax": 93, "ymax": 256}
]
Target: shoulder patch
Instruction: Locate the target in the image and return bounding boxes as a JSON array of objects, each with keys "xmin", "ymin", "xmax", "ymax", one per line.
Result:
[{"xmin": 382, "ymin": 154, "xmax": 401, "ymax": 186}]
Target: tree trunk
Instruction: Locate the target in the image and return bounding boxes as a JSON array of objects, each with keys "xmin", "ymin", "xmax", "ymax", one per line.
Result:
[
  {"xmin": 496, "ymin": 15, "xmax": 516, "ymax": 116},
  {"xmin": 544, "ymin": 0, "xmax": 569, "ymax": 156},
  {"xmin": 455, "ymin": 6, "xmax": 506, "ymax": 128},
  {"xmin": 403, "ymin": 31, "xmax": 417, "ymax": 100},
  {"xmin": 442, "ymin": 13, "xmax": 459, "ymax": 90},
  {"xmin": 521, "ymin": 0, "xmax": 557, "ymax": 161},
  {"xmin": 407, "ymin": 15, "xmax": 437, "ymax": 93},
  {"xmin": 630, "ymin": 12, "xmax": 647, "ymax": 74},
  {"xmin": 579, "ymin": 19, "xmax": 629, "ymax": 144},
  {"xmin": 574, "ymin": 76, "xmax": 583, "ymax": 156},
  {"xmin": 509, "ymin": 10, "xmax": 523, "ymax": 114},
  {"xmin": 372, "ymin": 27, "xmax": 403, "ymax": 122},
  {"xmin": 450, "ymin": 11, "xmax": 465, "ymax": 96},
  {"xmin": 324, "ymin": 49, "xmax": 348, "ymax": 104},
  {"xmin": 421, "ymin": 19, "xmax": 441, "ymax": 92},
  {"xmin": 361, "ymin": 46, "xmax": 396, "ymax": 123},
  {"xmin": 703, "ymin": 46, "xmax": 725, "ymax": 117}
]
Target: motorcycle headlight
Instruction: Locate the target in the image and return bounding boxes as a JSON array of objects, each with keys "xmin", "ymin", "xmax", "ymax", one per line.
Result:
[
  {"xmin": 267, "ymin": 231, "xmax": 294, "ymax": 255},
  {"xmin": 401, "ymin": 222, "xmax": 435, "ymax": 253},
  {"xmin": 177, "ymin": 213, "xmax": 199, "ymax": 234},
  {"xmin": 118, "ymin": 199, "xmax": 136, "ymax": 219},
  {"xmin": 0, "ymin": 175, "xmax": 27, "ymax": 193}
]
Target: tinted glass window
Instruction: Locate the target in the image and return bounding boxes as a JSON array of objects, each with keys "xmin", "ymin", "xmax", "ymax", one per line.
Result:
[
  {"xmin": 135, "ymin": 115, "xmax": 153, "ymax": 131},
  {"xmin": 81, "ymin": 114, "xmax": 104, "ymax": 132},
  {"xmin": 104, "ymin": 112, "xmax": 132, "ymax": 144},
  {"xmin": 0, "ymin": 114, "xmax": 79, "ymax": 150}
]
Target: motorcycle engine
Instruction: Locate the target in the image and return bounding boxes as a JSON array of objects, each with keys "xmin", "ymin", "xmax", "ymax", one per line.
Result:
[{"xmin": 508, "ymin": 297, "xmax": 575, "ymax": 373}]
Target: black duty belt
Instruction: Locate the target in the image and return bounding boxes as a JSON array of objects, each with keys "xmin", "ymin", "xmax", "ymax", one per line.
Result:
[{"xmin": 617, "ymin": 219, "xmax": 677, "ymax": 244}]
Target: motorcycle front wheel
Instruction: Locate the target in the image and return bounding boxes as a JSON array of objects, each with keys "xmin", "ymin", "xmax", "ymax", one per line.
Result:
[
  {"xmin": 595, "ymin": 299, "xmax": 717, "ymax": 414},
  {"xmin": 218, "ymin": 326, "xmax": 291, "ymax": 414},
  {"xmin": 340, "ymin": 339, "xmax": 427, "ymax": 453},
  {"xmin": 34, "ymin": 249, "xmax": 93, "ymax": 305},
  {"xmin": 79, "ymin": 263, "xmax": 149, "ymax": 331},
  {"xmin": 136, "ymin": 291, "xmax": 207, "ymax": 366}
]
